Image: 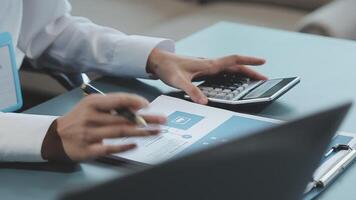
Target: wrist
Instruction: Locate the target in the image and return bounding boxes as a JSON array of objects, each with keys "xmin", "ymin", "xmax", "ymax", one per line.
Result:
[
  {"xmin": 41, "ymin": 119, "xmax": 73, "ymax": 162},
  {"xmin": 146, "ymin": 48, "xmax": 165, "ymax": 76}
]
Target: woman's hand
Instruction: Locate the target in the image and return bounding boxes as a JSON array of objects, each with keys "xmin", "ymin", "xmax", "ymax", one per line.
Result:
[
  {"xmin": 147, "ymin": 48, "xmax": 267, "ymax": 104},
  {"xmin": 44, "ymin": 93, "xmax": 166, "ymax": 162}
]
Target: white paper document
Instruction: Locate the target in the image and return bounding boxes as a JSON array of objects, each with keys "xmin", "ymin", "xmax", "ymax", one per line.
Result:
[{"xmin": 105, "ymin": 95, "xmax": 280, "ymax": 165}]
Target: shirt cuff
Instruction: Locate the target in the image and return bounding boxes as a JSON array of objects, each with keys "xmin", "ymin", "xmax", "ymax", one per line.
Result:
[
  {"xmin": 0, "ymin": 113, "xmax": 58, "ymax": 162},
  {"xmin": 111, "ymin": 35, "xmax": 175, "ymax": 78}
]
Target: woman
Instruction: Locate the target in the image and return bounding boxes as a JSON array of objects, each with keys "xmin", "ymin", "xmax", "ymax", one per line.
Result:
[{"xmin": 0, "ymin": 0, "xmax": 266, "ymax": 162}]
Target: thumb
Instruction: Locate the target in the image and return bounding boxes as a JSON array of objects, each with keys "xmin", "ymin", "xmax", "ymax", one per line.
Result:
[{"xmin": 180, "ymin": 80, "xmax": 208, "ymax": 104}]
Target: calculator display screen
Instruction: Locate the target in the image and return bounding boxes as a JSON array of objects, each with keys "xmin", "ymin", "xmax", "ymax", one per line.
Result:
[{"xmin": 242, "ymin": 78, "xmax": 296, "ymax": 100}]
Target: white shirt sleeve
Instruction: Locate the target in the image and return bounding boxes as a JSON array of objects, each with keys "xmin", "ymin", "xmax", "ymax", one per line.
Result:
[
  {"xmin": 0, "ymin": 112, "xmax": 58, "ymax": 162},
  {"xmin": 1, "ymin": 0, "xmax": 175, "ymax": 162},
  {"xmin": 18, "ymin": 0, "xmax": 175, "ymax": 78}
]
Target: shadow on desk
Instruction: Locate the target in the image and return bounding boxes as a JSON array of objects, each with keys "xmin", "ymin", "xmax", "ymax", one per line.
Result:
[
  {"xmin": 0, "ymin": 162, "xmax": 80, "ymax": 173},
  {"xmin": 0, "ymin": 158, "xmax": 143, "ymax": 174}
]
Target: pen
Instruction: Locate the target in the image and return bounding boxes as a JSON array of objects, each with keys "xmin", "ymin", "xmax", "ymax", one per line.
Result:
[
  {"xmin": 304, "ymin": 146, "xmax": 356, "ymax": 194},
  {"xmin": 318, "ymin": 149, "xmax": 356, "ymax": 187},
  {"xmin": 81, "ymin": 83, "xmax": 147, "ymax": 127}
]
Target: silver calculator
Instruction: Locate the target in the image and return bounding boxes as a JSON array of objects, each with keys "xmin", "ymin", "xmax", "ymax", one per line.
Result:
[{"xmin": 185, "ymin": 74, "xmax": 300, "ymax": 105}]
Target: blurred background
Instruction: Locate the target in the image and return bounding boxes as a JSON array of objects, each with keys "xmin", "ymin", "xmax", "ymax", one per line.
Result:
[{"xmin": 19, "ymin": 0, "xmax": 356, "ymax": 110}]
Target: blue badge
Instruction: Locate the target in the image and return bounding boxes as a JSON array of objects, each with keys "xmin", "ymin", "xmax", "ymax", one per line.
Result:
[{"xmin": 0, "ymin": 32, "xmax": 23, "ymax": 112}]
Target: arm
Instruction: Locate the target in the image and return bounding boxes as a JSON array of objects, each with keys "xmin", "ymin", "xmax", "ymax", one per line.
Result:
[
  {"xmin": 0, "ymin": 94, "xmax": 166, "ymax": 162},
  {"xmin": 18, "ymin": 0, "xmax": 174, "ymax": 78},
  {"xmin": 18, "ymin": 0, "xmax": 266, "ymax": 104}
]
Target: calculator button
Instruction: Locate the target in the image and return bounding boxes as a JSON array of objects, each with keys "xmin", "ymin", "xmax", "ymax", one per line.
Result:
[
  {"xmin": 216, "ymin": 93, "xmax": 226, "ymax": 99},
  {"xmin": 226, "ymin": 94, "xmax": 234, "ymax": 100},
  {"xmin": 208, "ymin": 91, "xmax": 217, "ymax": 97},
  {"xmin": 200, "ymin": 86, "xmax": 213, "ymax": 91},
  {"xmin": 201, "ymin": 88, "xmax": 209, "ymax": 92},
  {"xmin": 187, "ymin": 75, "xmax": 268, "ymax": 103},
  {"xmin": 202, "ymin": 90, "xmax": 210, "ymax": 96},
  {"xmin": 242, "ymin": 78, "xmax": 250, "ymax": 83},
  {"xmin": 232, "ymin": 90, "xmax": 240, "ymax": 95},
  {"xmin": 237, "ymin": 87, "xmax": 244, "ymax": 92}
]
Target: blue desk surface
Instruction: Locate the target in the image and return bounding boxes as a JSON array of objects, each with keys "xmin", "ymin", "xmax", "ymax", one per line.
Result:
[{"xmin": 1, "ymin": 22, "xmax": 356, "ymax": 199}]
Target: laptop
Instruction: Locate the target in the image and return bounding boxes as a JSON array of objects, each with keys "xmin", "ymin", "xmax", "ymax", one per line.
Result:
[{"xmin": 61, "ymin": 102, "xmax": 352, "ymax": 200}]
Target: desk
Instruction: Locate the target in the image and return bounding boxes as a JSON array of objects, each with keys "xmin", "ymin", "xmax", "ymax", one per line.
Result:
[{"xmin": 1, "ymin": 22, "xmax": 356, "ymax": 199}]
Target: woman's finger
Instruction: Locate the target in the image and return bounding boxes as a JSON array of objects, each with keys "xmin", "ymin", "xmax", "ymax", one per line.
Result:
[
  {"xmin": 226, "ymin": 65, "xmax": 268, "ymax": 80},
  {"xmin": 88, "ymin": 125, "xmax": 160, "ymax": 141},
  {"xmin": 86, "ymin": 112, "xmax": 133, "ymax": 126},
  {"xmin": 216, "ymin": 55, "xmax": 265, "ymax": 68},
  {"xmin": 178, "ymin": 79, "xmax": 208, "ymax": 104},
  {"xmin": 141, "ymin": 115, "xmax": 167, "ymax": 124},
  {"xmin": 89, "ymin": 113, "xmax": 167, "ymax": 126}
]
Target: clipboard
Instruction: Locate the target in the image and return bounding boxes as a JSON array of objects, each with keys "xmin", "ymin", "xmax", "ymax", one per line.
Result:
[{"xmin": 0, "ymin": 32, "xmax": 23, "ymax": 112}]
